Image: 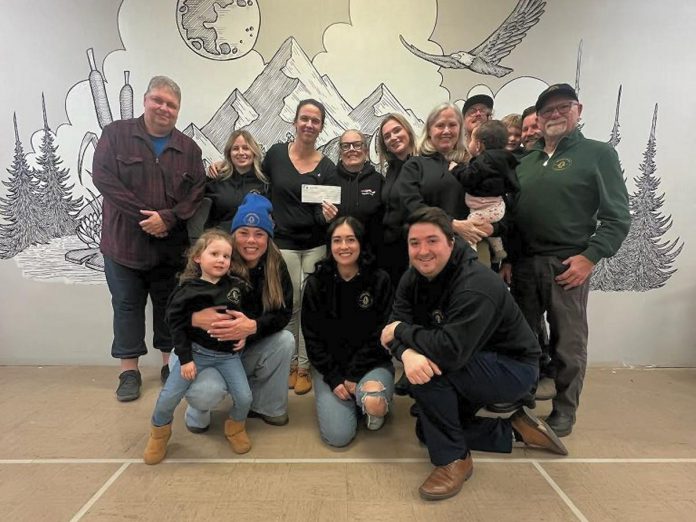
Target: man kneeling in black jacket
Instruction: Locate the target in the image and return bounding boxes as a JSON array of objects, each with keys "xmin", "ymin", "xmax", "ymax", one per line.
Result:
[{"xmin": 380, "ymin": 207, "xmax": 567, "ymax": 501}]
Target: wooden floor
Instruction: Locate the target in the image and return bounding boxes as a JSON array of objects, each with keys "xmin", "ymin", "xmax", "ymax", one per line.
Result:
[{"xmin": 1, "ymin": 366, "xmax": 695, "ymax": 521}]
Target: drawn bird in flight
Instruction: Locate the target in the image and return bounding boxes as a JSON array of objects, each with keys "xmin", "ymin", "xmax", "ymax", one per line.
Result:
[{"xmin": 400, "ymin": 0, "xmax": 546, "ymax": 78}]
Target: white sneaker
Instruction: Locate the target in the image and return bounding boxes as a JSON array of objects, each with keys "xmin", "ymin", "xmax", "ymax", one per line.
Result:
[{"xmin": 365, "ymin": 414, "xmax": 385, "ymax": 431}]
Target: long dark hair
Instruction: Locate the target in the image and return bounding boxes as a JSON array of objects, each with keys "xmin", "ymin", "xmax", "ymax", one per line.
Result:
[{"xmin": 315, "ymin": 216, "xmax": 374, "ymax": 275}]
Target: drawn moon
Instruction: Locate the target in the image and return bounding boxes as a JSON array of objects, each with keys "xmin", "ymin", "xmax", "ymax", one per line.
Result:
[{"xmin": 176, "ymin": 0, "xmax": 260, "ymax": 60}]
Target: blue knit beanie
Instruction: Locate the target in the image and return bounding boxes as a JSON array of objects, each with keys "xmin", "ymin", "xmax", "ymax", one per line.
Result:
[{"xmin": 231, "ymin": 193, "xmax": 274, "ymax": 237}]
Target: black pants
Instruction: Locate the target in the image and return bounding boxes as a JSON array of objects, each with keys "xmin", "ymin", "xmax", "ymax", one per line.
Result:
[{"xmin": 411, "ymin": 351, "xmax": 537, "ymax": 466}]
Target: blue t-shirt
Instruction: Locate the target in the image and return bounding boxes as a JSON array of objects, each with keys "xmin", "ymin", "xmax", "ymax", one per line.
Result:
[{"xmin": 149, "ymin": 134, "xmax": 171, "ymax": 157}]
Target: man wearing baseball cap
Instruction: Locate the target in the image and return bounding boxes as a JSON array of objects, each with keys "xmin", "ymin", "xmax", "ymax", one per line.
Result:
[
  {"xmin": 504, "ymin": 83, "xmax": 630, "ymax": 437},
  {"xmin": 462, "ymin": 94, "xmax": 494, "ymax": 146}
]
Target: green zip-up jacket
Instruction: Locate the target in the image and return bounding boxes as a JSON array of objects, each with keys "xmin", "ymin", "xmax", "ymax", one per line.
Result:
[{"xmin": 512, "ymin": 129, "xmax": 630, "ymax": 263}]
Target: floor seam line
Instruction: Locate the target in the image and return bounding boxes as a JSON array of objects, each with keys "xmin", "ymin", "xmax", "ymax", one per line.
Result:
[
  {"xmin": 532, "ymin": 460, "xmax": 588, "ymax": 522},
  {"xmin": 1, "ymin": 457, "xmax": 696, "ymax": 464},
  {"xmin": 69, "ymin": 462, "xmax": 130, "ymax": 522}
]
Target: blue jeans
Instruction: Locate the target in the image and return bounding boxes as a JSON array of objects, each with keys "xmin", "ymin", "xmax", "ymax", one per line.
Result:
[
  {"xmin": 103, "ymin": 256, "xmax": 178, "ymax": 359},
  {"xmin": 180, "ymin": 330, "xmax": 295, "ymax": 429},
  {"xmin": 312, "ymin": 366, "xmax": 395, "ymax": 447},
  {"xmin": 411, "ymin": 351, "xmax": 537, "ymax": 466},
  {"xmin": 152, "ymin": 344, "xmax": 252, "ymax": 427}
]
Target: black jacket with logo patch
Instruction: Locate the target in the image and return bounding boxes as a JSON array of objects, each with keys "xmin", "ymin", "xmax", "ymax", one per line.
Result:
[
  {"xmin": 390, "ymin": 240, "xmax": 540, "ymax": 371},
  {"xmin": 324, "ymin": 161, "xmax": 384, "ymax": 253},
  {"xmin": 302, "ymin": 265, "xmax": 394, "ymax": 390},
  {"xmin": 165, "ymin": 275, "xmax": 252, "ymax": 364}
]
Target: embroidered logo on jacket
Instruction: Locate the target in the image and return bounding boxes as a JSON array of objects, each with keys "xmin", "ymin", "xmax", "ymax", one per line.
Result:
[
  {"xmin": 552, "ymin": 158, "xmax": 572, "ymax": 171},
  {"xmin": 227, "ymin": 287, "xmax": 242, "ymax": 306},
  {"xmin": 360, "ymin": 189, "xmax": 376, "ymax": 197},
  {"xmin": 358, "ymin": 291, "xmax": 373, "ymax": 309}
]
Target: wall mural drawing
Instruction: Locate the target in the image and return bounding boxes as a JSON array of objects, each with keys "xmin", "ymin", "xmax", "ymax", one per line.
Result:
[
  {"xmin": 0, "ymin": 0, "xmax": 683, "ymax": 292},
  {"xmin": 400, "ymin": 0, "xmax": 546, "ymax": 77},
  {"xmin": 176, "ymin": 0, "xmax": 260, "ymax": 60}
]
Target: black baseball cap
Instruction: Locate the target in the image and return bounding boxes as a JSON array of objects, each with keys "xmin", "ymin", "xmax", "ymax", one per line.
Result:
[
  {"xmin": 535, "ymin": 83, "xmax": 578, "ymax": 112},
  {"xmin": 462, "ymin": 94, "xmax": 494, "ymax": 116}
]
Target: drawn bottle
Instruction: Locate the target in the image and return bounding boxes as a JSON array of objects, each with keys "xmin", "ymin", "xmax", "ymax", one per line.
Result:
[
  {"xmin": 86, "ymin": 48, "xmax": 113, "ymax": 129},
  {"xmin": 119, "ymin": 71, "xmax": 134, "ymax": 120}
]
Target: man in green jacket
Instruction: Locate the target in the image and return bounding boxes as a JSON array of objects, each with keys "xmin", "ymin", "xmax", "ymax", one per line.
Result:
[{"xmin": 503, "ymin": 83, "xmax": 630, "ymax": 437}]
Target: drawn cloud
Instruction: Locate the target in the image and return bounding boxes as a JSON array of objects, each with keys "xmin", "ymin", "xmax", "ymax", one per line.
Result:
[
  {"xmin": 26, "ymin": 0, "xmax": 265, "ymax": 199},
  {"xmin": 312, "ymin": 0, "xmax": 448, "ymax": 119}
]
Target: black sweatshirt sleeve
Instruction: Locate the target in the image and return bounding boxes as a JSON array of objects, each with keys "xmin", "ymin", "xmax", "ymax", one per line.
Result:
[
  {"xmin": 165, "ymin": 285, "xmax": 194, "ymax": 364},
  {"xmin": 248, "ymin": 262, "xmax": 294, "ymax": 343},
  {"xmin": 387, "ymin": 271, "xmax": 416, "ymax": 360},
  {"xmin": 393, "ymin": 288, "xmax": 498, "ymax": 372}
]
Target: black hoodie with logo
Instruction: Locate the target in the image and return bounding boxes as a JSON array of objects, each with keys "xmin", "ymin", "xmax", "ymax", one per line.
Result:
[
  {"xmin": 389, "ymin": 240, "xmax": 540, "ymax": 372},
  {"xmin": 302, "ymin": 264, "xmax": 394, "ymax": 390},
  {"xmin": 324, "ymin": 161, "xmax": 384, "ymax": 252}
]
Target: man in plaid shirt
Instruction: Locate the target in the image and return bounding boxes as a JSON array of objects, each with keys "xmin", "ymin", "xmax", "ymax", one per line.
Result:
[{"xmin": 93, "ymin": 75, "xmax": 205, "ymax": 402}]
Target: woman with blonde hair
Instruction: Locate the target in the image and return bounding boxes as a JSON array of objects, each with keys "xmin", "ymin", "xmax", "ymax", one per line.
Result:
[
  {"xmin": 375, "ymin": 113, "xmax": 418, "ymax": 289},
  {"xmin": 206, "ymin": 130, "xmax": 269, "ymax": 230}
]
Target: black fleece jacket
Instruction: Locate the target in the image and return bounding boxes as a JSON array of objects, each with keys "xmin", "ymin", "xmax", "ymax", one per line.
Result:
[
  {"xmin": 205, "ymin": 170, "xmax": 269, "ymax": 230},
  {"xmin": 454, "ymin": 149, "xmax": 520, "ymax": 198},
  {"xmin": 390, "ymin": 240, "xmax": 540, "ymax": 371},
  {"xmin": 396, "ymin": 153, "xmax": 469, "ymax": 221},
  {"xmin": 381, "ymin": 156, "xmax": 409, "ymax": 244},
  {"xmin": 302, "ymin": 265, "xmax": 394, "ymax": 390}
]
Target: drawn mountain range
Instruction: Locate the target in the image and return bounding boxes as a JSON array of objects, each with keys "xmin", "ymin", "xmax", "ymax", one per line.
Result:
[
  {"xmin": 350, "ymin": 82, "xmax": 423, "ymax": 136},
  {"xmin": 201, "ymin": 89, "xmax": 258, "ymax": 153},
  {"xmin": 183, "ymin": 122, "xmax": 224, "ymax": 170},
  {"xmin": 198, "ymin": 37, "xmax": 423, "ymax": 157}
]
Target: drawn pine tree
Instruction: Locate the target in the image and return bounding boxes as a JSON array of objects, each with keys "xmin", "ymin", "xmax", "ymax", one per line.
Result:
[
  {"xmin": 619, "ymin": 104, "xmax": 682, "ymax": 291},
  {"xmin": 0, "ymin": 114, "xmax": 50, "ymax": 257},
  {"xmin": 592, "ymin": 86, "xmax": 627, "ymax": 291},
  {"xmin": 34, "ymin": 93, "xmax": 83, "ymax": 238}
]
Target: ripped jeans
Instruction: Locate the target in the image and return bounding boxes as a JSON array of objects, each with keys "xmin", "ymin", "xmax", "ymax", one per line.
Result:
[{"xmin": 312, "ymin": 366, "xmax": 394, "ymax": 447}]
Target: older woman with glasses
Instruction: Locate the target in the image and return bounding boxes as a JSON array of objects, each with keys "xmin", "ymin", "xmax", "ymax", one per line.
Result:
[{"xmin": 320, "ymin": 129, "xmax": 384, "ymax": 256}]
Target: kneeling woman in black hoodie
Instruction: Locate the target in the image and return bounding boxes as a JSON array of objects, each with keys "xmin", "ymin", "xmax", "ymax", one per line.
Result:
[{"xmin": 302, "ymin": 216, "xmax": 394, "ymax": 447}]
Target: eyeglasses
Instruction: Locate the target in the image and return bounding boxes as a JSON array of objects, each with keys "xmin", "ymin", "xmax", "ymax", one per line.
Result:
[
  {"xmin": 465, "ymin": 107, "xmax": 492, "ymax": 117},
  {"xmin": 340, "ymin": 141, "xmax": 364, "ymax": 152},
  {"xmin": 539, "ymin": 102, "xmax": 578, "ymax": 119}
]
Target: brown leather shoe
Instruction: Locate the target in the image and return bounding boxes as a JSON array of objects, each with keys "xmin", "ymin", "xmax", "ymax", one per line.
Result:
[
  {"xmin": 511, "ymin": 406, "xmax": 568, "ymax": 455},
  {"xmin": 418, "ymin": 454, "xmax": 473, "ymax": 501}
]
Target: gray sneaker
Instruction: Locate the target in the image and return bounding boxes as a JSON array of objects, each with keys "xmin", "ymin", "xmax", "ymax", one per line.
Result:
[
  {"xmin": 116, "ymin": 370, "xmax": 142, "ymax": 402},
  {"xmin": 365, "ymin": 414, "xmax": 385, "ymax": 431}
]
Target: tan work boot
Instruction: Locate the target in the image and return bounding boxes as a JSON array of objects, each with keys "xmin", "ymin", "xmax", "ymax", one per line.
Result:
[
  {"xmin": 224, "ymin": 419, "xmax": 251, "ymax": 454},
  {"xmin": 288, "ymin": 366, "xmax": 298, "ymax": 389},
  {"xmin": 294, "ymin": 369, "xmax": 312, "ymax": 395},
  {"xmin": 143, "ymin": 424, "xmax": 172, "ymax": 465}
]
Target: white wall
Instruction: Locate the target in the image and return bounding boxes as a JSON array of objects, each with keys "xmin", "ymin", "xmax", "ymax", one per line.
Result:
[{"xmin": 1, "ymin": 0, "xmax": 695, "ymax": 366}]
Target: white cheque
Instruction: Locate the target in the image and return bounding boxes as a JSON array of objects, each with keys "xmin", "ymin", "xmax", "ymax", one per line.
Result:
[{"xmin": 301, "ymin": 184, "xmax": 342, "ymax": 204}]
